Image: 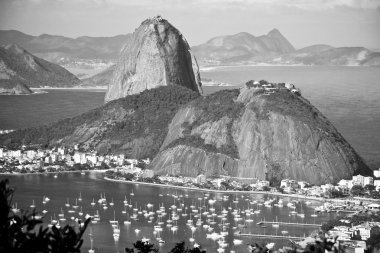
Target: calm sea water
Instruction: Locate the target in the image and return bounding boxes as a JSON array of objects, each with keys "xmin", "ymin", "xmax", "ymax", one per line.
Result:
[
  {"xmin": 0, "ymin": 67, "xmax": 377, "ymax": 252},
  {"xmin": 0, "ymin": 66, "xmax": 379, "ymax": 167},
  {"xmin": 1, "ymin": 173, "xmax": 335, "ymax": 253}
]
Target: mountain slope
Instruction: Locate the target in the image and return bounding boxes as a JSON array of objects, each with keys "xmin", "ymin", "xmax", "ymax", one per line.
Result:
[
  {"xmin": 0, "ymin": 44, "xmax": 80, "ymax": 91},
  {"xmin": 0, "ymin": 86, "xmax": 200, "ymax": 157},
  {"xmin": 80, "ymin": 65, "xmax": 115, "ymax": 87},
  {"xmin": 105, "ymin": 16, "xmax": 203, "ymax": 103},
  {"xmin": 0, "ymin": 30, "xmax": 131, "ymax": 63},
  {"xmin": 149, "ymin": 86, "xmax": 371, "ymax": 185},
  {"xmin": 191, "ymin": 29, "xmax": 295, "ymax": 64},
  {"xmin": 0, "ymin": 84, "xmax": 371, "ymax": 185}
]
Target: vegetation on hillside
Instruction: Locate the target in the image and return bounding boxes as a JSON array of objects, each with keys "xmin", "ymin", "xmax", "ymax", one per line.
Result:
[
  {"xmin": 166, "ymin": 89, "xmax": 244, "ymax": 159},
  {"xmin": 0, "ymin": 86, "xmax": 200, "ymax": 158}
]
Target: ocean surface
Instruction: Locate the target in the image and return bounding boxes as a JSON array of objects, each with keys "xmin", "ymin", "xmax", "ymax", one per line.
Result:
[
  {"xmin": 0, "ymin": 66, "xmax": 378, "ymax": 252},
  {"xmin": 0, "ymin": 66, "xmax": 379, "ymax": 167},
  {"xmin": 1, "ymin": 173, "xmax": 335, "ymax": 253}
]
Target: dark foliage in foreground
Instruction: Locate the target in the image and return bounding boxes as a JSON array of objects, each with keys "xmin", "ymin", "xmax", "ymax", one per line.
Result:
[
  {"xmin": 0, "ymin": 179, "xmax": 90, "ymax": 253},
  {"xmin": 125, "ymin": 241, "xmax": 206, "ymax": 253}
]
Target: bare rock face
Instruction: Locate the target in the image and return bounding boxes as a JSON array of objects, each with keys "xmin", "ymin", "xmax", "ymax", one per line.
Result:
[
  {"xmin": 150, "ymin": 87, "xmax": 371, "ymax": 185},
  {"xmin": 105, "ymin": 16, "xmax": 202, "ymax": 103}
]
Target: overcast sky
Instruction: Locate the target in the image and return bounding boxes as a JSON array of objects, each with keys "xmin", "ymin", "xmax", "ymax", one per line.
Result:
[{"xmin": 0, "ymin": 0, "xmax": 379, "ymax": 50}]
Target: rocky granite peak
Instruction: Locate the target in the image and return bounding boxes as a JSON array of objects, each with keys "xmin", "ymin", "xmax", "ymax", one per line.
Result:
[
  {"xmin": 104, "ymin": 16, "xmax": 203, "ymax": 103},
  {"xmin": 149, "ymin": 86, "xmax": 371, "ymax": 185}
]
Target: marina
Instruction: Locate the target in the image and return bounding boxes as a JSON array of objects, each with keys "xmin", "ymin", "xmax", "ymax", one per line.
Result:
[{"xmin": 2, "ymin": 172, "xmax": 338, "ymax": 252}]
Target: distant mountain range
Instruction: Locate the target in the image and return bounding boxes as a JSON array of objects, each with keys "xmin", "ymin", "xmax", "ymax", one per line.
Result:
[
  {"xmin": 0, "ymin": 30, "xmax": 131, "ymax": 64},
  {"xmin": 191, "ymin": 29, "xmax": 295, "ymax": 63},
  {"xmin": 191, "ymin": 30, "xmax": 380, "ymax": 66},
  {"xmin": 0, "ymin": 44, "xmax": 80, "ymax": 94},
  {"xmin": 0, "ymin": 29, "xmax": 378, "ymax": 89}
]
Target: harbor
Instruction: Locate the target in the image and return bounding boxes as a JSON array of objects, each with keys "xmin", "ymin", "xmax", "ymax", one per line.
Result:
[{"xmin": 2, "ymin": 172, "xmax": 337, "ymax": 253}]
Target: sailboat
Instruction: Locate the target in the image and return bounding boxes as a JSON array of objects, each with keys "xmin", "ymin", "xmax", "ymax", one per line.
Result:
[
  {"xmin": 88, "ymin": 228, "xmax": 95, "ymax": 253},
  {"xmin": 65, "ymin": 198, "xmax": 70, "ymax": 207},
  {"xmin": 272, "ymin": 216, "xmax": 279, "ymax": 228},
  {"xmin": 12, "ymin": 203, "xmax": 20, "ymax": 213},
  {"xmin": 73, "ymin": 199, "xmax": 79, "ymax": 209},
  {"xmin": 109, "ymin": 210, "xmax": 118, "ymax": 225}
]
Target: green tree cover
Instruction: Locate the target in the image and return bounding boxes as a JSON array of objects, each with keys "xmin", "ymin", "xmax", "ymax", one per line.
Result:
[
  {"xmin": 0, "ymin": 86, "xmax": 200, "ymax": 158},
  {"xmin": 167, "ymin": 89, "xmax": 244, "ymax": 159},
  {"xmin": 350, "ymin": 185, "xmax": 365, "ymax": 196}
]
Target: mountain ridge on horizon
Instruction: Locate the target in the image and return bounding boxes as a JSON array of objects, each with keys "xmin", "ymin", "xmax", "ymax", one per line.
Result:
[
  {"xmin": 0, "ymin": 43, "xmax": 80, "ymax": 93},
  {"xmin": 1, "ymin": 28, "xmax": 379, "ymax": 67}
]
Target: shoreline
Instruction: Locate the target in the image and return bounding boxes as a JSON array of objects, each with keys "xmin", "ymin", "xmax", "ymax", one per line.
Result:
[
  {"xmin": 103, "ymin": 177, "xmax": 380, "ymax": 204},
  {"xmin": 199, "ymin": 64, "xmax": 370, "ymax": 72},
  {"xmin": 0, "ymin": 169, "xmax": 108, "ymax": 176},
  {"xmin": 31, "ymin": 86, "xmax": 107, "ymax": 90},
  {"xmin": 103, "ymin": 176, "xmax": 327, "ymax": 201}
]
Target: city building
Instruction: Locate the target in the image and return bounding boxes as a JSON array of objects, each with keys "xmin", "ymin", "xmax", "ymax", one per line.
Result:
[{"xmin": 196, "ymin": 174, "xmax": 207, "ymax": 184}]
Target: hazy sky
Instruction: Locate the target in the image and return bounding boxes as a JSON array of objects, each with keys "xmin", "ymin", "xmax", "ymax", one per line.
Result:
[{"xmin": 0, "ymin": 0, "xmax": 379, "ymax": 50}]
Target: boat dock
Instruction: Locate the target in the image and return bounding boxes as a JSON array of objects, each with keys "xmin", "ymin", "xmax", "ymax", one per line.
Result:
[
  {"xmin": 257, "ymin": 221, "xmax": 321, "ymax": 227},
  {"xmin": 238, "ymin": 233, "xmax": 305, "ymax": 240}
]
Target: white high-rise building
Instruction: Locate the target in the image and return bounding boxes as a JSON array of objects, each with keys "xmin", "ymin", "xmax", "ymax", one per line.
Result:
[
  {"xmin": 374, "ymin": 169, "xmax": 380, "ymax": 178},
  {"xmin": 57, "ymin": 147, "xmax": 65, "ymax": 156},
  {"xmin": 0, "ymin": 148, "xmax": 3, "ymax": 158},
  {"xmin": 11, "ymin": 150, "xmax": 22, "ymax": 157},
  {"xmin": 26, "ymin": 150, "xmax": 36, "ymax": 159}
]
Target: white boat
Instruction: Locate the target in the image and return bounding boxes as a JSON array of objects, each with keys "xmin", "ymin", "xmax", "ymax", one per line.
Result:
[
  {"xmin": 73, "ymin": 199, "xmax": 79, "ymax": 209},
  {"xmin": 233, "ymin": 239, "xmax": 243, "ymax": 245},
  {"xmin": 30, "ymin": 200, "xmax": 36, "ymax": 208},
  {"xmin": 109, "ymin": 210, "xmax": 118, "ymax": 224},
  {"xmin": 272, "ymin": 216, "xmax": 279, "ymax": 228},
  {"xmin": 12, "ymin": 203, "xmax": 20, "ymax": 213},
  {"xmin": 65, "ymin": 198, "xmax": 70, "ymax": 207}
]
